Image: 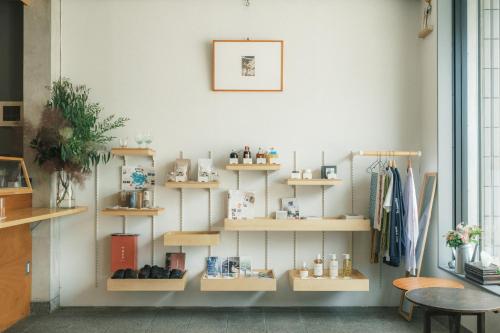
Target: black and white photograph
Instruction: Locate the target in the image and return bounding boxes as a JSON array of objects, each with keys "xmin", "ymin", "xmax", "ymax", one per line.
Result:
[{"xmin": 241, "ymin": 56, "xmax": 255, "ymax": 76}]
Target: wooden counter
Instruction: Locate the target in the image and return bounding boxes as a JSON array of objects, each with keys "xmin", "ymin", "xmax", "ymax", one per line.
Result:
[{"xmin": 0, "ymin": 206, "xmax": 87, "ymax": 230}]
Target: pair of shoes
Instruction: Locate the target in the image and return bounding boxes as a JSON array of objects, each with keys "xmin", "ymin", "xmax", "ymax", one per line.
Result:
[
  {"xmin": 169, "ymin": 269, "xmax": 184, "ymax": 279},
  {"xmin": 138, "ymin": 265, "xmax": 151, "ymax": 279},
  {"xmin": 150, "ymin": 265, "xmax": 170, "ymax": 279},
  {"xmin": 111, "ymin": 268, "xmax": 138, "ymax": 279}
]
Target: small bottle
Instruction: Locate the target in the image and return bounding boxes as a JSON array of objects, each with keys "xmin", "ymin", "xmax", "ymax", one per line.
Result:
[
  {"xmin": 243, "ymin": 146, "xmax": 252, "ymax": 164},
  {"xmin": 329, "ymin": 254, "xmax": 338, "ymax": 279},
  {"xmin": 267, "ymin": 147, "xmax": 279, "ymax": 164},
  {"xmin": 229, "ymin": 150, "xmax": 239, "ymax": 164},
  {"xmin": 299, "ymin": 261, "xmax": 309, "ymax": 279},
  {"xmin": 342, "ymin": 253, "xmax": 352, "ymax": 279},
  {"xmin": 256, "ymin": 147, "xmax": 267, "ymax": 164},
  {"xmin": 313, "ymin": 254, "xmax": 323, "ymax": 278}
]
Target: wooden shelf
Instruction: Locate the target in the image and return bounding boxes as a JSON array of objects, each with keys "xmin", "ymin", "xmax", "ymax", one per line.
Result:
[
  {"xmin": 286, "ymin": 179, "xmax": 342, "ymax": 186},
  {"xmin": 0, "ymin": 207, "xmax": 87, "ymax": 230},
  {"xmin": 288, "ymin": 269, "xmax": 369, "ymax": 291},
  {"xmin": 164, "ymin": 231, "xmax": 220, "ymax": 246},
  {"xmin": 107, "ymin": 272, "xmax": 187, "ymax": 291},
  {"xmin": 200, "ymin": 270, "xmax": 276, "ymax": 292},
  {"xmin": 101, "ymin": 208, "xmax": 165, "ymax": 216},
  {"xmin": 111, "ymin": 148, "xmax": 155, "ymax": 157},
  {"xmin": 164, "ymin": 181, "xmax": 219, "ymax": 189},
  {"xmin": 224, "ymin": 218, "xmax": 370, "ymax": 231},
  {"xmin": 225, "ymin": 164, "xmax": 281, "ymax": 171}
]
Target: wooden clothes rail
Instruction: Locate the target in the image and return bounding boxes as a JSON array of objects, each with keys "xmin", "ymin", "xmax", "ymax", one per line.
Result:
[{"xmin": 352, "ymin": 150, "xmax": 422, "ymax": 157}]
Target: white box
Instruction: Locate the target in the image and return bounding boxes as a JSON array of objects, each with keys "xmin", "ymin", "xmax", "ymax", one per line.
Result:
[
  {"xmin": 256, "ymin": 158, "xmax": 267, "ymax": 165},
  {"xmin": 229, "ymin": 158, "xmax": 239, "ymax": 165},
  {"xmin": 243, "ymin": 158, "xmax": 253, "ymax": 165}
]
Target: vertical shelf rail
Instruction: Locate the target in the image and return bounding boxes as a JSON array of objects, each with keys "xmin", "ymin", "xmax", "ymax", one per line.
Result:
[
  {"xmin": 151, "ymin": 155, "xmax": 155, "ymax": 265},
  {"xmin": 95, "ymin": 164, "xmax": 99, "ymax": 288},
  {"xmin": 208, "ymin": 151, "xmax": 213, "ymax": 257},
  {"xmin": 321, "ymin": 151, "xmax": 325, "ymax": 266},
  {"xmin": 265, "ymin": 170, "xmax": 269, "ymax": 270},
  {"xmin": 293, "ymin": 151, "xmax": 297, "ymax": 270},
  {"xmin": 236, "ymin": 170, "xmax": 240, "ymax": 256},
  {"xmin": 122, "ymin": 156, "xmax": 128, "ymax": 234},
  {"xmin": 179, "ymin": 151, "xmax": 184, "ymax": 253}
]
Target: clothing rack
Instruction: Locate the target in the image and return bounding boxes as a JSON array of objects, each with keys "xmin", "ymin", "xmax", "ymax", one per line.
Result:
[{"xmin": 352, "ymin": 151, "xmax": 422, "ymax": 157}]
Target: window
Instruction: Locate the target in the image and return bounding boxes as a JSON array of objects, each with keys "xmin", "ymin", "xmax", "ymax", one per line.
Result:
[
  {"xmin": 453, "ymin": 0, "xmax": 500, "ymax": 257},
  {"xmin": 480, "ymin": 0, "xmax": 500, "ymax": 256}
]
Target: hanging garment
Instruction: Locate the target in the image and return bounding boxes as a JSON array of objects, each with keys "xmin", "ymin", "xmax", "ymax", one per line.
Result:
[
  {"xmin": 404, "ymin": 167, "xmax": 419, "ymax": 275},
  {"xmin": 383, "ymin": 168, "xmax": 394, "ymax": 212},
  {"xmin": 370, "ymin": 173, "xmax": 386, "ymax": 263},
  {"xmin": 368, "ymin": 172, "xmax": 378, "ymax": 228},
  {"xmin": 384, "ymin": 167, "xmax": 406, "ymax": 267},
  {"xmin": 379, "ymin": 172, "xmax": 391, "ymax": 260}
]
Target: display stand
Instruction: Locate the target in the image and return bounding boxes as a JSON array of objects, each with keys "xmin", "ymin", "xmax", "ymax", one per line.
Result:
[
  {"xmin": 164, "ymin": 151, "xmax": 220, "ymax": 249},
  {"xmin": 99, "ymin": 147, "xmax": 166, "ymax": 291},
  {"xmin": 288, "ymin": 269, "xmax": 369, "ymax": 292},
  {"xmin": 200, "ymin": 270, "xmax": 276, "ymax": 292}
]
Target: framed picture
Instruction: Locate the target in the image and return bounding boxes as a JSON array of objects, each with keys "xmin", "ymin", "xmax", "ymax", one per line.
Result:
[{"xmin": 212, "ymin": 40, "xmax": 284, "ymax": 92}]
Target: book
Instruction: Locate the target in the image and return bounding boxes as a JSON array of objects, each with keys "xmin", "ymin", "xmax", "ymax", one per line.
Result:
[
  {"xmin": 166, "ymin": 252, "xmax": 186, "ymax": 272},
  {"xmin": 281, "ymin": 198, "xmax": 300, "ymax": 219},
  {"xmin": 228, "ymin": 256, "xmax": 240, "ymax": 278},
  {"xmin": 206, "ymin": 256, "xmax": 221, "ymax": 278},
  {"xmin": 110, "ymin": 234, "xmax": 138, "ymax": 272},
  {"xmin": 240, "ymin": 256, "xmax": 252, "ymax": 277},
  {"xmin": 227, "ymin": 190, "xmax": 255, "ymax": 220}
]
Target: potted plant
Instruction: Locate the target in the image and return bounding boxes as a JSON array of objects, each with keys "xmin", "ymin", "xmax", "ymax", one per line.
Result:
[
  {"xmin": 30, "ymin": 79, "xmax": 128, "ymax": 208},
  {"xmin": 445, "ymin": 223, "xmax": 482, "ymax": 274}
]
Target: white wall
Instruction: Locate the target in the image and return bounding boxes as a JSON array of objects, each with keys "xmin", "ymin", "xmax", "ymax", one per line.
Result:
[{"xmin": 49, "ymin": 0, "xmax": 424, "ymax": 306}]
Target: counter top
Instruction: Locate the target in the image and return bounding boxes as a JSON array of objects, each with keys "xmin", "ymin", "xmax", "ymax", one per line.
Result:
[{"xmin": 0, "ymin": 206, "xmax": 87, "ymax": 230}]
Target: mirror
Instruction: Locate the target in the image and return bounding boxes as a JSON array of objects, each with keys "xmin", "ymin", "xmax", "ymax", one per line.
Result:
[{"xmin": 415, "ymin": 172, "xmax": 437, "ymax": 276}]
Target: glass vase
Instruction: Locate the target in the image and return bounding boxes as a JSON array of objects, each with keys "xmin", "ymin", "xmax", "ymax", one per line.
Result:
[{"xmin": 56, "ymin": 170, "xmax": 75, "ymax": 208}]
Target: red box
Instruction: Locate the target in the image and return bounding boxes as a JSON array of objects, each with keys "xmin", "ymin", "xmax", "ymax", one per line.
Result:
[{"xmin": 111, "ymin": 234, "xmax": 138, "ymax": 272}]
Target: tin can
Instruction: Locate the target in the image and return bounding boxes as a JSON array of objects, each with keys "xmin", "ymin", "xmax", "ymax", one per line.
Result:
[
  {"xmin": 143, "ymin": 190, "xmax": 153, "ymax": 208},
  {"xmin": 129, "ymin": 191, "xmax": 137, "ymax": 208},
  {"xmin": 136, "ymin": 191, "xmax": 144, "ymax": 209}
]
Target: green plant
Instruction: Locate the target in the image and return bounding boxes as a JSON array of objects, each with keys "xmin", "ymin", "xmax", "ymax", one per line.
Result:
[{"xmin": 30, "ymin": 79, "xmax": 128, "ymax": 183}]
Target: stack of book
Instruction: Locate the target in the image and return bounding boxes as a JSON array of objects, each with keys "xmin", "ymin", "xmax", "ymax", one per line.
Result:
[{"xmin": 465, "ymin": 262, "xmax": 500, "ymax": 285}]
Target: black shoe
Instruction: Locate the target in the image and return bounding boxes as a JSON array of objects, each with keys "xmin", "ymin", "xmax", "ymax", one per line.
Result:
[
  {"xmin": 138, "ymin": 265, "xmax": 151, "ymax": 279},
  {"xmin": 150, "ymin": 265, "xmax": 163, "ymax": 279},
  {"xmin": 111, "ymin": 269, "xmax": 125, "ymax": 279},
  {"xmin": 169, "ymin": 269, "xmax": 183, "ymax": 279},
  {"xmin": 124, "ymin": 268, "xmax": 138, "ymax": 279}
]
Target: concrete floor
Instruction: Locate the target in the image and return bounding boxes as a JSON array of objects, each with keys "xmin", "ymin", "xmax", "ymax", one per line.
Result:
[{"xmin": 5, "ymin": 307, "xmax": 453, "ymax": 333}]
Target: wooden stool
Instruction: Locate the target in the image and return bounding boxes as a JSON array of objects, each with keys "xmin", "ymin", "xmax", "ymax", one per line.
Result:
[{"xmin": 393, "ymin": 277, "xmax": 464, "ymax": 321}]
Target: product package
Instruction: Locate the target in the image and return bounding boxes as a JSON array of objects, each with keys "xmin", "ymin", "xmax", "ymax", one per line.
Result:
[
  {"xmin": 166, "ymin": 252, "xmax": 186, "ymax": 272},
  {"xmin": 227, "ymin": 190, "xmax": 255, "ymax": 220},
  {"xmin": 282, "ymin": 197, "xmax": 300, "ymax": 219},
  {"xmin": 198, "ymin": 158, "xmax": 214, "ymax": 182},
  {"xmin": 240, "ymin": 256, "xmax": 252, "ymax": 277},
  {"xmin": 206, "ymin": 256, "xmax": 221, "ymax": 278},
  {"xmin": 170, "ymin": 159, "xmax": 191, "ymax": 182},
  {"xmin": 111, "ymin": 234, "xmax": 139, "ymax": 272}
]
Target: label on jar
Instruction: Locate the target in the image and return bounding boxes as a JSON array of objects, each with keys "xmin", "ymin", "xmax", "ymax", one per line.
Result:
[
  {"xmin": 313, "ymin": 263, "xmax": 323, "ymax": 277},
  {"xmin": 256, "ymin": 157, "xmax": 267, "ymax": 164},
  {"xmin": 229, "ymin": 158, "xmax": 239, "ymax": 165},
  {"xmin": 243, "ymin": 158, "xmax": 253, "ymax": 164}
]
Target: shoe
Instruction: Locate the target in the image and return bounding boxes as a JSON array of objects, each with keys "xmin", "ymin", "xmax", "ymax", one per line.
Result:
[
  {"xmin": 138, "ymin": 265, "xmax": 151, "ymax": 279},
  {"xmin": 111, "ymin": 269, "xmax": 125, "ymax": 279},
  {"xmin": 169, "ymin": 269, "xmax": 183, "ymax": 279},
  {"xmin": 124, "ymin": 268, "xmax": 138, "ymax": 279}
]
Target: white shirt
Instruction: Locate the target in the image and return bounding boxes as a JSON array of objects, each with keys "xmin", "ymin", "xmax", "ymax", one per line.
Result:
[{"xmin": 404, "ymin": 167, "xmax": 419, "ymax": 275}]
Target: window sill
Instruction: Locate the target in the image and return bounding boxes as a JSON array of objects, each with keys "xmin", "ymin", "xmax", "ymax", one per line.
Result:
[{"xmin": 438, "ymin": 265, "xmax": 500, "ymax": 296}]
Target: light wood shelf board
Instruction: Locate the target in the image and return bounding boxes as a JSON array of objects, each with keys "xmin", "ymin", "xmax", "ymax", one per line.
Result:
[
  {"xmin": 288, "ymin": 269, "xmax": 369, "ymax": 292},
  {"xmin": 200, "ymin": 270, "xmax": 276, "ymax": 292},
  {"xmin": 225, "ymin": 164, "xmax": 281, "ymax": 171},
  {"xmin": 101, "ymin": 208, "xmax": 165, "ymax": 216},
  {"xmin": 107, "ymin": 272, "xmax": 187, "ymax": 291},
  {"xmin": 286, "ymin": 179, "xmax": 342, "ymax": 186},
  {"xmin": 111, "ymin": 148, "xmax": 155, "ymax": 157},
  {"xmin": 164, "ymin": 181, "xmax": 219, "ymax": 189},
  {"xmin": 164, "ymin": 231, "xmax": 220, "ymax": 246},
  {"xmin": 0, "ymin": 207, "xmax": 87, "ymax": 230},
  {"xmin": 224, "ymin": 218, "xmax": 370, "ymax": 231}
]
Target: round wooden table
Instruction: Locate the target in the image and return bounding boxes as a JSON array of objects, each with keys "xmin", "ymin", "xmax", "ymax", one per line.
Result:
[
  {"xmin": 406, "ymin": 287, "xmax": 500, "ymax": 333},
  {"xmin": 392, "ymin": 277, "xmax": 464, "ymax": 320}
]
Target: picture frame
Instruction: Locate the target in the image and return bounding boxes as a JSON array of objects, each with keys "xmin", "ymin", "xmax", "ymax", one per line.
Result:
[
  {"xmin": 321, "ymin": 165, "xmax": 337, "ymax": 179},
  {"xmin": 212, "ymin": 40, "xmax": 284, "ymax": 92}
]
